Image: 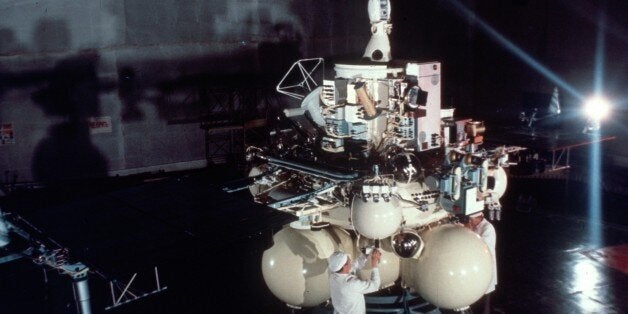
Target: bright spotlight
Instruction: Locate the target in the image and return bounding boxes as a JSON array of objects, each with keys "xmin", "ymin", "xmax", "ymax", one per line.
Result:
[
  {"xmin": 583, "ymin": 96, "xmax": 611, "ymax": 122},
  {"xmin": 582, "ymin": 96, "xmax": 611, "ymax": 133}
]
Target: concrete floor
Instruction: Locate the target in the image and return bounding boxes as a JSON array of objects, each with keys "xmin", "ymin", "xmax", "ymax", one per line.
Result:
[{"xmin": 0, "ymin": 165, "xmax": 626, "ymax": 314}]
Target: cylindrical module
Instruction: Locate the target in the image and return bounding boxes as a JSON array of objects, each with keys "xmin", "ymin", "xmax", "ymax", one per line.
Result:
[
  {"xmin": 73, "ymin": 277, "xmax": 92, "ymax": 314},
  {"xmin": 354, "ymin": 82, "xmax": 378, "ymax": 118}
]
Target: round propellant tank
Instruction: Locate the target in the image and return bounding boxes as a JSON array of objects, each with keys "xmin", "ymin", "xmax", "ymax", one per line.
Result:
[
  {"xmin": 261, "ymin": 225, "xmax": 354, "ymax": 308},
  {"xmin": 405, "ymin": 224, "xmax": 492, "ymax": 310},
  {"xmin": 357, "ymin": 236, "xmax": 400, "ymax": 288},
  {"xmin": 351, "ymin": 195, "xmax": 403, "ymax": 240}
]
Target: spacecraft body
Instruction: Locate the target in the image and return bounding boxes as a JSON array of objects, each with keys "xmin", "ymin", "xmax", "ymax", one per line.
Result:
[
  {"xmin": 253, "ymin": 59, "xmax": 506, "ymax": 310},
  {"xmin": 238, "ymin": 0, "xmax": 521, "ymax": 311}
]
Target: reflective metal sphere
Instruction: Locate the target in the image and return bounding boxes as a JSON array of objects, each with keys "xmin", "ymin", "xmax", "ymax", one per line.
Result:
[
  {"xmin": 391, "ymin": 230, "xmax": 424, "ymax": 258},
  {"xmin": 392, "ymin": 153, "xmax": 422, "ymax": 183}
]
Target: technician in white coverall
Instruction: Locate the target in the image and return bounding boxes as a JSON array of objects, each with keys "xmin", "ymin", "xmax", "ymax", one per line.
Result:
[
  {"xmin": 328, "ymin": 249, "xmax": 382, "ymax": 314},
  {"xmin": 468, "ymin": 212, "xmax": 497, "ymax": 314}
]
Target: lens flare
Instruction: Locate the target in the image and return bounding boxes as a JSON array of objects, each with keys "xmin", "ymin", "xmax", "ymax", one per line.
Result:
[{"xmin": 583, "ymin": 96, "xmax": 611, "ymax": 121}]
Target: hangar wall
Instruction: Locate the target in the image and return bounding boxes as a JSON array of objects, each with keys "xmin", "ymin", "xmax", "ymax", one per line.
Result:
[
  {"xmin": 0, "ymin": 0, "xmax": 626, "ymax": 183},
  {"xmin": 0, "ymin": 0, "xmax": 368, "ymax": 182}
]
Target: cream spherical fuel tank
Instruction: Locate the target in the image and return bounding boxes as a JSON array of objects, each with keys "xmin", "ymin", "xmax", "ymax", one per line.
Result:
[
  {"xmin": 400, "ymin": 255, "xmax": 420, "ymax": 290},
  {"xmin": 351, "ymin": 196, "xmax": 403, "ymax": 239},
  {"xmin": 412, "ymin": 224, "xmax": 492, "ymax": 310},
  {"xmin": 261, "ymin": 226, "xmax": 354, "ymax": 307},
  {"xmin": 357, "ymin": 237, "xmax": 400, "ymax": 288}
]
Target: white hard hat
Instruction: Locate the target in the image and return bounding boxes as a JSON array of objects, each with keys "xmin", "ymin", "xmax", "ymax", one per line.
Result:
[
  {"xmin": 328, "ymin": 251, "xmax": 348, "ymax": 272},
  {"xmin": 469, "ymin": 211, "xmax": 484, "ymax": 218}
]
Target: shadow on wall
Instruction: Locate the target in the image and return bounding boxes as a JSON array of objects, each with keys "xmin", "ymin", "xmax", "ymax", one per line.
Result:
[
  {"xmin": 0, "ymin": 28, "xmax": 27, "ymax": 56},
  {"xmin": 33, "ymin": 18, "xmax": 71, "ymax": 53},
  {"xmin": 115, "ymin": 23, "xmax": 302, "ymax": 126},
  {"xmin": 2, "ymin": 16, "xmax": 305, "ymax": 182},
  {"xmin": 30, "ymin": 44, "xmax": 109, "ymax": 182},
  {"xmin": 257, "ymin": 23, "xmax": 303, "ymax": 82},
  {"xmin": 118, "ymin": 66, "xmax": 144, "ymax": 122}
]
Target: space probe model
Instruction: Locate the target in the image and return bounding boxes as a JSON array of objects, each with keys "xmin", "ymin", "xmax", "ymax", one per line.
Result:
[{"xmin": 226, "ymin": 0, "xmax": 522, "ymax": 311}]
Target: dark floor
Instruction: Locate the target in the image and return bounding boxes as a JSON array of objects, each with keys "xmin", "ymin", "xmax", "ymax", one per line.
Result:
[{"xmin": 0, "ymin": 165, "xmax": 626, "ymax": 314}]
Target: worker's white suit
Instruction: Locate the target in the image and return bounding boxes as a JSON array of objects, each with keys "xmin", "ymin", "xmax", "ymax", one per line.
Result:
[
  {"xmin": 473, "ymin": 219, "xmax": 497, "ymax": 293},
  {"xmin": 329, "ymin": 254, "xmax": 381, "ymax": 314}
]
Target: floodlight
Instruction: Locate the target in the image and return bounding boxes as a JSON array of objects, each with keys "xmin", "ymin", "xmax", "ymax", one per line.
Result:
[{"xmin": 583, "ymin": 96, "xmax": 611, "ymax": 122}]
